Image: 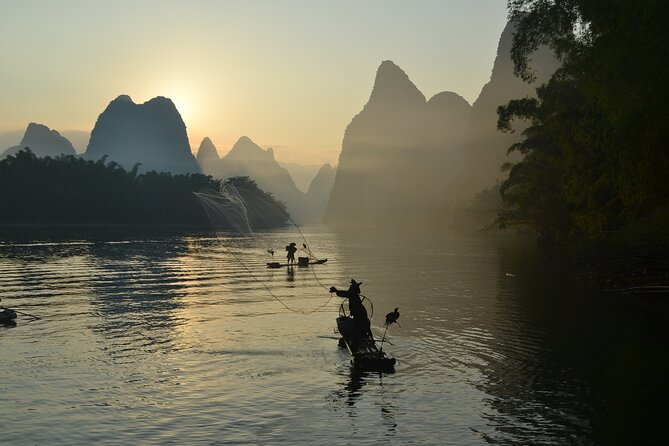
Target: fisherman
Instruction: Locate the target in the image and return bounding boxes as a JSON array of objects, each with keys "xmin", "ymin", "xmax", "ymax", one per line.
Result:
[
  {"xmin": 330, "ymin": 279, "xmax": 374, "ymax": 350},
  {"xmin": 286, "ymin": 242, "xmax": 297, "ymax": 264}
]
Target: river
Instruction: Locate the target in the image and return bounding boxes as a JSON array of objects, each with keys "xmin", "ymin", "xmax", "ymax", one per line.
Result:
[{"xmin": 0, "ymin": 227, "xmax": 666, "ymax": 445}]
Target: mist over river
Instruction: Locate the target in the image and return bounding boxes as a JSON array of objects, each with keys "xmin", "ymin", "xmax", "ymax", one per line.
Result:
[{"xmin": 1, "ymin": 227, "xmax": 666, "ymax": 445}]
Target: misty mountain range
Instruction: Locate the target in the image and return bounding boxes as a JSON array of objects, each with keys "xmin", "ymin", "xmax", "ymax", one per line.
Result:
[
  {"xmin": 327, "ymin": 21, "xmax": 555, "ymax": 225},
  {"xmin": 194, "ymin": 135, "xmax": 334, "ymax": 223},
  {"xmin": 0, "ymin": 128, "xmax": 89, "ymax": 155},
  {"xmin": 1, "ymin": 20, "xmax": 555, "ymax": 226},
  {"xmin": 1, "ymin": 123, "xmax": 77, "ymax": 159},
  {"xmin": 326, "ymin": 60, "xmax": 471, "ymax": 225},
  {"xmin": 461, "ymin": 21, "xmax": 558, "ymax": 198}
]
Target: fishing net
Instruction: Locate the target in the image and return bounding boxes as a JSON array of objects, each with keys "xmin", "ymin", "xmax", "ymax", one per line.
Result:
[{"xmin": 193, "ymin": 177, "xmax": 334, "ymax": 314}]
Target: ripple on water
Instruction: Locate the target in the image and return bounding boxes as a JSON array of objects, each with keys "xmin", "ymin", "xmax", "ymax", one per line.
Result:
[{"xmin": 0, "ymin": 230, "xmax": 665, "ymax": 444}]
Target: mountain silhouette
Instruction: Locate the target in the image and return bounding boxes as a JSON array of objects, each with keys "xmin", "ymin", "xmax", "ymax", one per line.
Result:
[
  {"xmin": 460, "ymin": 21, "xmax": 558, "ymax": 197},
  {"xmin": 326, "ymin": 60, "xmax": 471, "ymax": 225},
  {"xmin": 278, "ymin": 161, "xmax": 323, "ymax": 193},
  {"xmin": 84, "ymin": 95, "xmax": 200, "ymax": 174},
  {"xmin": 200, "ymin": 136, "xmax": 314, "ymax": 222},
  {"xmin": 366, "ymin": 60, "xmax": 426, "ymax": 109},
  {"xmin": 305, "ymin": 163, "xmax": 335, "ymax": 223},
  {"xmin": 2, "ymin": 123, "xmax": 76, "ymax": 159},
  {"xmin": 196, "ymin": 136, "xmax": 220, "ymax": 173}
]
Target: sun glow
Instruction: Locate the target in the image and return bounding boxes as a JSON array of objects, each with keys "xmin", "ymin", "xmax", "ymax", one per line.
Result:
[
  {"xmin": 131, "ymin": 80, "xmax": 207, "ymax": 154},
  {"xmin": 140, "ymin": 76, "xmax": 203, "ymax": 129},
  {"xmin": 167, "ymin": 90, "xmax": 196, "ymax": 125},
  {"xmin": 156, "ymin": 83, "xmax": 204, "ymax": 153}
]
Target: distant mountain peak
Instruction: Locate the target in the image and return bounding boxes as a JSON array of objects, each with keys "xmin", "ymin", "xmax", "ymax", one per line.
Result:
[
  {"xmin": 314, "ymin": 163, "xmax": 333, "ymax": 176},
  {"xmin": 204, "ymin": 135, "xmax": 311, "ymax": 221},
  {"xmin": 426, "ymin": 92, "xmax": 472, "ymax": 116},
  {"xmin": 22, "ymin": 122, "xmax": 75, "ymax": 152},
  {"xmin": 110, "ymin": 95, "xmax": 177, "ymax": 110},
  {"xmin": 1, "ymin": 122, "xmax": 76, "ymax": 159},
  {"xmin": 227, "ymin": 136, "xmax": 270, "ymax": 160},
  {"xmin": 427, "ymin": 91, "xmax": 470, "ymax": 107},
  {"xmin": 327, "ymin": 60, "xmax": 470, "ymax": 225},
  {"xmin": 367, "ymin": 60, "xmax": 426, "ymax": 107},
  {"xmin": 305, "ymin": 162, "xmax": 335, "ymax": 222},
  {"xmin": 461, "ymin": 20, "xmax": 558, "ymax": 197},
  {"xmin": 376, "ymin": 60, "xmax": 409, "ymax": 79},
  {"xmin": 24, "ymin": 122, "xmax": 55, "ymax": 138},
  {"xmin": 146, "ymin": 96, "xmax": 175, "ymax": 107},
  {"xmin": 84, "ymin": 94, "xmax": 199, "ymax": 174},
  {"xmin": 113, "ymin": 94, "xmax": 134, "ymax": 103},
  {"xmin": 196, "ymin": 137, "xmax": 219, "ymax": 163}
]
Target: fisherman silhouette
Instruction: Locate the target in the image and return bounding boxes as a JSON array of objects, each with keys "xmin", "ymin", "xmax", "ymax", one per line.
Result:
[
  {"xmin": 330, "ymin": 279, "xmax": 374, "ymax": 351},
  {"xmin": 286, "ymin": 242, "xmax": 297, "ymax": 264}
]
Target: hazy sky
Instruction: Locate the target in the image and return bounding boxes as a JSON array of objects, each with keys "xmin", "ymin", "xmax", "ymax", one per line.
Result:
[{"xmin": 0, "ymin": 0, "xmax": 508, "ymax": 164}]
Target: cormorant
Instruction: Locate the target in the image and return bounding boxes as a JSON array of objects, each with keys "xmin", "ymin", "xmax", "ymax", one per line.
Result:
[{"xmin": 385, "ymin": 308, "xmax": 400, "ymax": 326}]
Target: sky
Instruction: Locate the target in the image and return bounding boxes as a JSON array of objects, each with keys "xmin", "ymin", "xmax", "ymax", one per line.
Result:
[{"xmin": 0, "ymin": 0, "xmax": 509, "ymax": 165}]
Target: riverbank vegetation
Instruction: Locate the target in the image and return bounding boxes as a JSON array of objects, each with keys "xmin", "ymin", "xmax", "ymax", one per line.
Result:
[
  {"xmin": 497, "ymin": 1, "xmax": 669, "ymax": 244},
  {"xmin": 495, "ymin": 1, "xmax": 669, "ymax": 288},
  {"xmin": 0, "ymin": 148, "xmax": 288, "ymax": 228}
]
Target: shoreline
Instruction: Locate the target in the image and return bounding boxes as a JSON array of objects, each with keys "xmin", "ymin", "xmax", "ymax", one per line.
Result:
[
  {"xmin": 0, "ymin": 222, "xmax": 213, "ymax": 229},
  {"xmin": 569, "ymin": 239, "xmax": 669, "ymax": 294}
]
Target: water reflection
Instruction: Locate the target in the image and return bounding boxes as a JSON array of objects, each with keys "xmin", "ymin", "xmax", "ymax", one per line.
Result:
[
  {"xmin": 344, "ymin": 368, "xmax": 367, "ymax": 407},
  {"xmin": 2, "ymin": 227, "xmax": 668, "ymax": 444},
  {"xmin": 85, "ymin": 237, "xmax": 196, "ymax": 364},
  {"xmin": 329, "ymin": 228, "xmax": 669, "ymax": 444},
  {"xmin": 329, "ymin": 365, "xmax": 398, "ymax": 438},
  {"xmin": 470, "ymin": 242, "xmax": 591, "ymax": 444},
  {"xmin": 470, "ymin": 241, "xmax": 669, "ymax": 445}
]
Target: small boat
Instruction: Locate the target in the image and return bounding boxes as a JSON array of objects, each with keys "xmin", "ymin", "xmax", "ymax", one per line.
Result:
[
  {"xmin": 336, "ymin": 315, "xmax": 396, "ymax": 372},
  {"xmin": 1, "ymin": 308, "xmax": 17, "ymax": 325},
  {"xmin": 267, "ymin": 258, "xmax": 328, "ymax": 269}
]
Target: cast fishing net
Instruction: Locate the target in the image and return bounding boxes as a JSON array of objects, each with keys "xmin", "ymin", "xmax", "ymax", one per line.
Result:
[{"xmin": 193, "ymin": 177, "xmax": 334, "ymax": 314}]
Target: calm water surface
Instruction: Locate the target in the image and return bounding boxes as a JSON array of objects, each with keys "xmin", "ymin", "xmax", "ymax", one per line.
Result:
[{"xmin": 0, "ymin": 227, "xmax": 667, "ymax": 445}]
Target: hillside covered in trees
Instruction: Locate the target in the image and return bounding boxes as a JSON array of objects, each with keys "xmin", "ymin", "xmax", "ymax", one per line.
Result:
[
  {"xmin": 496, "ymin": 1, "xmax": 669, "ymax": 244},
  {"xmin": 0, "ymin": 148, "xmax": 288, "ymax": 228}
]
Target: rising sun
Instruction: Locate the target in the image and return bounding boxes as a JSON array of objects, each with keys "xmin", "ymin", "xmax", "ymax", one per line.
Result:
[
  {"xmin": 148, "ymin": 79, "xmax": 200, "ymax": 126},
  {"xmin": 168, "ymin": 92, "xmax": 194, "ymax": 124}
]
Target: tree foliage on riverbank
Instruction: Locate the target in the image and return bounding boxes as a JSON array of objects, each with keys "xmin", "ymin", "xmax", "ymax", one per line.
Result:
[
  {"xmin": 0, "ymin": 148, "xmax": 288, "ymax": 227},
  {"xmin": 497, "ymin": 1, "xmax": 669, "ymax": 241}
]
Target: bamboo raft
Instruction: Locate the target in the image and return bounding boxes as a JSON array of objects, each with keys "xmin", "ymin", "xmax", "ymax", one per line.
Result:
[
  {"xmin": 267, "ymin": 257, "xmax": 328, "ymax": 268},
  {"xmin": 336, "ymin": 315, "xmax": 396, "ymax": 372}
]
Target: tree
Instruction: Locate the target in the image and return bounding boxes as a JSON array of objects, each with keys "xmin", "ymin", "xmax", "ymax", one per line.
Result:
[
  {"xmin": 0, "ymin": 148, "xmax": 289, "ymax": 228},
  {"xmin": 497, "ymin": 1, "xmax": 669, "ymax": 238}
]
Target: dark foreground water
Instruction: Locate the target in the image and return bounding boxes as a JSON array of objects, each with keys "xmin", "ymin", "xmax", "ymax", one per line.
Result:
[{"xmin": 1, "ymin": 227, "xmax": 667, "ymax": 445}]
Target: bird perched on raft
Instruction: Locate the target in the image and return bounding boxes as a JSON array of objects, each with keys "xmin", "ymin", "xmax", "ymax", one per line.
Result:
[{"xmin": 385, "ymin": 307, "xmax": 400, "ymax": 326}]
